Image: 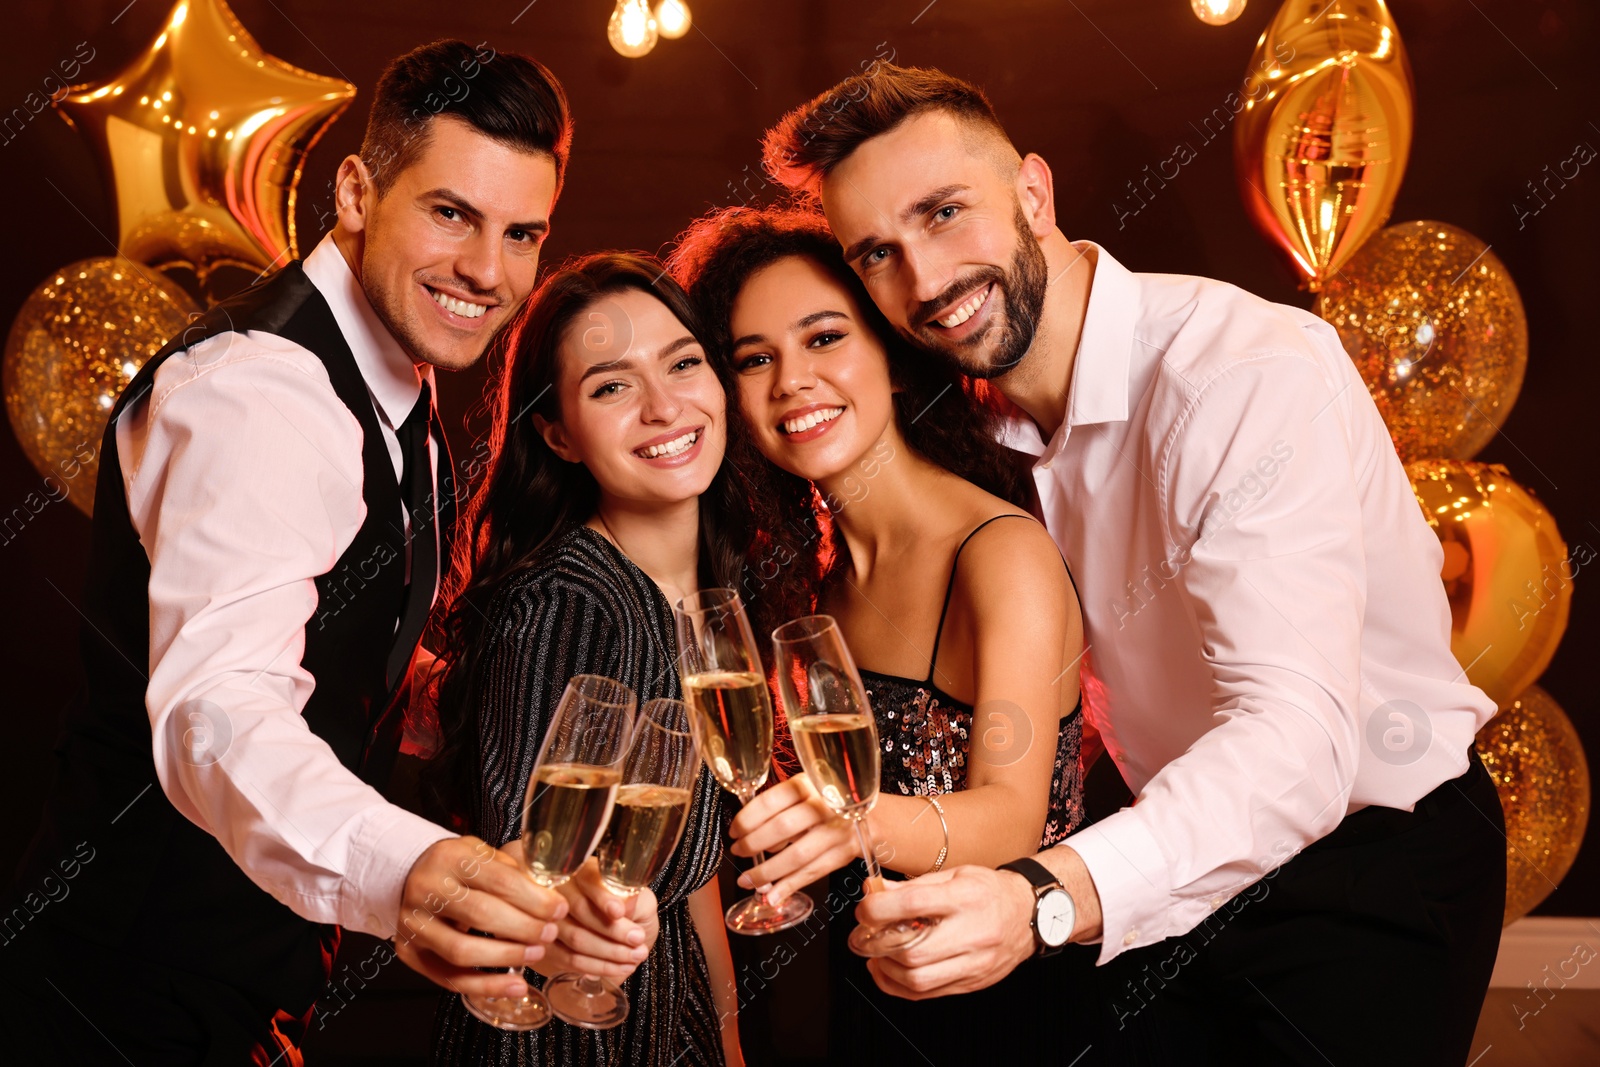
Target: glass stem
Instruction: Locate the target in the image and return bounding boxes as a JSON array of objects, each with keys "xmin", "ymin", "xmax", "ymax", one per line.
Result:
[
  {"xmin": 749, "ymin": 848, "xmax": 780, "ymax": 904},
  {"xmin": 584, "ymin": 882, "xmax": 634, "ymax": 984},
  {"xmin": 852, "ymin": 816, "xmax": 886, "ymax": 894},
  {"xmin": 738, "ymin": 787, "xmax": 780, "ymax": 906}
]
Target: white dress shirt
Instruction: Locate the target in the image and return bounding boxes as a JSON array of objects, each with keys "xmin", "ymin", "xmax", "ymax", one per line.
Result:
[
  {"xmin": 116, "ymin": 233, "xmax": 452, "ymax": 939},
  {"xmin": 1003, "ymin": 243, "xmax": 1496, "ymax": 964}
]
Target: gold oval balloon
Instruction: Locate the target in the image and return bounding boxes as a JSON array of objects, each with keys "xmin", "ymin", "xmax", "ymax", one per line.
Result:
[
  {"xmin": 54, "ymin": 0, "xmax": 354, "ymax": 285},
  {"xmin": 1475, "ymin": 686, "xmax": 1591, "ymax": 925},
  {"xmin": 1317, "ymin": 221, "xmax": 1528, "ymax": 462},
  {"xmin": 2, "ymin": 259, "xmax": 200, "ymax": 516},
  {"xmin": 1407, "ymin": 460, "xmax": 1570, "ymax": 709},
  {"xmin": 1235, "ymin": 0, "xmax": 1413, "ymax": 290}
]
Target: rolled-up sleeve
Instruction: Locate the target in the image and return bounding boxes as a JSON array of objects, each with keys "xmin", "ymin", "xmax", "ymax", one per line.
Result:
[
  {"xmin": 129, "ymin": 332, "xmax": 452, "ymax": 939},
  {"xmin": 1065, "ymin": 351, "xmax": 1365, "ymax": 962}
]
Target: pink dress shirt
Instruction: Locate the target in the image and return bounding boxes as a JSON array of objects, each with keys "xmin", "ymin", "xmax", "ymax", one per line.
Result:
[
  {"xmin": 1004, "ymin": 243, "xmax": 1496, "ymax": 964},
  {"xmin": 114, "ymin": 233, "xmax": 452, "ymax": 939}
]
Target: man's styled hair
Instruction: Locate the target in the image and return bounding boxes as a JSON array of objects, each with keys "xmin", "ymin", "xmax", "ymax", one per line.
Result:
[
  {"xmin": 359, "ymin": 39, "xmax": 573, "ymax": 199},
  {"xmin": 762, "ymin": 64, "xmax": 1009, "ymax": 197}
]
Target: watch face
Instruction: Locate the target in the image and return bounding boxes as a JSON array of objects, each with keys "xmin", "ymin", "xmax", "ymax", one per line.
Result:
[{"xmin": 1037, "ymin": 888, "xmax": 1075, "ymax": 947}]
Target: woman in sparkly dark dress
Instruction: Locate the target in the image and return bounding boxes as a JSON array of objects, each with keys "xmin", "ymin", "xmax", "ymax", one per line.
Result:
[
  {"xmin": 425, "ymin": 254, "xmax": 747, "ymax": 1066},
  {"xmin": 671, "ymin": 207, "xmax": 1092, "ymax": 1062}
]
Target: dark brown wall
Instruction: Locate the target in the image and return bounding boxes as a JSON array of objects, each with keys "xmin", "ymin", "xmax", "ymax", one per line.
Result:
[{"xmin": 3, "ymin": 0, "xmax": 1594, "ymax": 957}]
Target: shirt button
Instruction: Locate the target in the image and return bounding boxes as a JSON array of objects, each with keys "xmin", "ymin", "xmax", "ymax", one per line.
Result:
[
  {"xmin": 1210, "ymin": 897, "xmax": 1223, "ymax": 909},
  {"xmin": 1040, "ymin": 460, "xmax": 1053, "ymax": 471},
  {"xmin": 1123, "ymin": 930, "xmax": 1138, "ymax": 945}
]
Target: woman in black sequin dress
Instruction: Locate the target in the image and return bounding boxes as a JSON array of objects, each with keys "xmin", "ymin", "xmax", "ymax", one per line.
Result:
[
  {"xmin": 671, "ymin": 208, "xmax": 1094, "ymax": 1061},
  {"xmin": 425, "ymin": 254, "xmax": 749, "ymax": 1066}
]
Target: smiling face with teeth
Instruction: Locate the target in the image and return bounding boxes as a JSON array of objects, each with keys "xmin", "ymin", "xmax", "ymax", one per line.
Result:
[
  {"xmin": 820, "ymin": 110, "xmax": 1052, "ymax": 382},
  {"xmin": 333, "ymin": 115, "xmax": 559, "ymax": 374},
  {"xmin": 729, "ymin": 255, "xmax": 900, "ymax": 487},
  {"xmin": 535, "ymin": 287, "xmax": 727, "ymax": 510}
]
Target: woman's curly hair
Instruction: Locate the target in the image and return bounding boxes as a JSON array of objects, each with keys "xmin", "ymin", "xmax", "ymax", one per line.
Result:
[{"xmin": 667, "ymin": 203, "xmax": 1030, "ymax": 648}]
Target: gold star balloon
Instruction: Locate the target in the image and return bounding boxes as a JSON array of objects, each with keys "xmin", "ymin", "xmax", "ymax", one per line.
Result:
[{"xmin": 53, "ymin": 0, "xmax": 354, "ymax": 286}]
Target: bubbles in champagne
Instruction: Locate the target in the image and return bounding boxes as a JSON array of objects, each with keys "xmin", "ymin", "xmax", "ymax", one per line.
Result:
[
  {"xmin": 682, "ymin": 670, "xmax": 774, "ymax": 797},
  {"xmin": 523, "ymin": 763, "xmax": 621, "ymax": 886},
  {"xmin": 791, "ymin": 713, "xmax": 879, "ymax": 816},
  {"xmin": 596, "ymin": 784, "xmax": 692, "ymax": 894}
]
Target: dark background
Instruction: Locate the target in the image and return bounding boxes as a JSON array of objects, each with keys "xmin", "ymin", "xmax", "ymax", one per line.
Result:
[{"xmin": 2, "ymin": 0, "xmax": 1594, "ymax": 1062}]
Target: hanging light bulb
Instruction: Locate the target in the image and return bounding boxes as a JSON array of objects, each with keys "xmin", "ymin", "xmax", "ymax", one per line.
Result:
[
  {"xmin": 655, "ymin": 0, "xmax": 692, "ymax": 39},
  {"xmin": 1191, "ymin": 0, "xmax": 1247, "ymax": 25},
  {"xmin": 608, "ymin": 0, "xmax": 659, "ymax": 57}
]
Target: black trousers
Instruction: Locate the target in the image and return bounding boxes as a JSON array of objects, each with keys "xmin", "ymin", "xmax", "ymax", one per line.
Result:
[{"xmin": 1088, "ymin": 748, "xmax": 1506, "ymax": 1066}]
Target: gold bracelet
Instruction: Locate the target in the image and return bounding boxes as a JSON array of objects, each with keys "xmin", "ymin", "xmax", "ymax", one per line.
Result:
[{"xmin": 923, "ymin": 794, "xmax": 949, "ymax": 873}]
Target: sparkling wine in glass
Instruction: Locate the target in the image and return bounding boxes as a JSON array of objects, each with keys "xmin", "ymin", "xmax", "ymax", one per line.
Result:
[
  {"xmin": 673, "ymin": 588, "xmax": 813, "ymax": 935},
  {"xmin": 547, "ymin": 698, "xmax": 701, "ymax": 1029},
  {"xmin": 460, "ymin": 674, "xmax": 635, "ymax": 1031},
  {"xmin": 772, "ymin": 614, "xmax": 937, "ymax": 956}
]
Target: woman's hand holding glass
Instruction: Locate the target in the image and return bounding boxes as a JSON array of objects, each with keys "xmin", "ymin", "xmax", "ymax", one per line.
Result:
[
  {"xmin": 540, "ymin": 857, "xmax": 658, "ymax": 980},
  {"xmin": 673, "ymin": 589, "xmax": 813, "ymax": 935},
  {"xmin": 460, "ymin": 674, "xmax": 636, "ymax": 1032},
  {"xmin": 546, "ymin": 698, "xmax": 700, "ymax": 1028},
  {"xmin": 771, "ymin": 615, "xmax": 937, "ymax": 957},
  {"xmin": 727, "ymin": 773, "xmax": 864, "ymax": 904}
]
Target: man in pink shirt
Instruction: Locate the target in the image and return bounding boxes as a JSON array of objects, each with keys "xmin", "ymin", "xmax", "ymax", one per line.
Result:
[
  {"xmin": 763, "ymin": 65, "xmax": 1504, "ymax": 1064},
  {"xmin": 0, "ymin": 40, "xmax": 619, "ymax": 1062}
]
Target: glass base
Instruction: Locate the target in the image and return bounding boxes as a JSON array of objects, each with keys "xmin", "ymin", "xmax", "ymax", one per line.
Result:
[
  {"xmin": 725, "ymin": 889, "xmax": 814, "ymax": 935},
  {"xmin": 848, "ymin": 914, "xmax": 937, "ymax": 957},
  {"xmin": 547, "ymin": 972, "xmax": 629, "ymax": 1029},
  {"xmin": 461, "ymin": 988, "xmax": 553, "ymax": 1031}
]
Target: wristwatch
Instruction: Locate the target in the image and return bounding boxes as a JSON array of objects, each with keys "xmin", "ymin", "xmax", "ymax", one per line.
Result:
[{"xmin": 998, "ymin": 857, "xmax": 1075, "ymax": 957}]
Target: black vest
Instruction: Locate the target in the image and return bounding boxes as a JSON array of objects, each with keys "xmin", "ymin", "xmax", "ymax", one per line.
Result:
[{"xmin": 14, "ymin": 262, "xmax": 451, "ymax": 1016}]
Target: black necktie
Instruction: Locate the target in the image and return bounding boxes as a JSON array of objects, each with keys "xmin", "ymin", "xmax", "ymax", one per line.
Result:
[{"xmin": 387, "ymin": 380, "xmax": 437, "ymax": 687}]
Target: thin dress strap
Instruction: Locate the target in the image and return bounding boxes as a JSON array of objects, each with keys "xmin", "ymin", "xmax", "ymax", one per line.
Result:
[{"xmin": 924, "ymin": 514, "xmax": 1037, "ymax": 686}]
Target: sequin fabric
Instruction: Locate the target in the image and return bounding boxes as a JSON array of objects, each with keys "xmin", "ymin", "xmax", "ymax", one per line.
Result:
[{"xmin": 861, "ymin": 669, "xmax": 1085, "ymax": 847}]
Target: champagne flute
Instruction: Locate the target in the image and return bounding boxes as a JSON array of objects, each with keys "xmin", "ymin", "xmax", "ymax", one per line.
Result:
[
  {"xmin": 771, "ymin": 614, "xmax": 937, "ymax": 956},
  {"xmin": 461, "ymin": 674, "xmax": 636, "ymax": 1031},
  {"xmin": 672, "ymin": 588, "xmax": 814, "ymax": 935},
  {"xmin": 547, "ymin": 698, "xmax": 702, "ymax": 1028}
]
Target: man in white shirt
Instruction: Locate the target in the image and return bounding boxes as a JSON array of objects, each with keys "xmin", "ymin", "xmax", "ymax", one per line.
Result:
[
  {"xmin": 2, "ymin": 40, "xmax": 603, "ymax": 1062},
  {"xmin": 762, "ymin": 65, "xmax": 1505, "ymax": 1064}
]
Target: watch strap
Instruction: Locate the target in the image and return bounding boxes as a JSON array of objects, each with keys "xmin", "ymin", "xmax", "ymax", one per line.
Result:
[
  {"xmin": 999, "ymin": 856, "xmax": 1058, "ymax": 892},
  {"xmin": 999, "ymin": 857, "xmax": 1072, "ymax": 957}
]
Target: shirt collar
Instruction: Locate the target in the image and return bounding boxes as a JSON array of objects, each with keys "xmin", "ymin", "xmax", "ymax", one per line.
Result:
[
  {"xmin": 1065, "ymin": 241, "xmax": 1138, "ymax": 430},
  {"xmin": 302, "ymin": 232, "xmax": 428, "ymax": 428},
  {"xmin": 998, "ymin": 240, "xmax": 1139, "ymax": 459}
]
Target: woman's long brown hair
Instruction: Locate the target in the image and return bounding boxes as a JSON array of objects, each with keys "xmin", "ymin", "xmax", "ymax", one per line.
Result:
[
  {"xmin": 423, "ymin": 252, "xmax": 754, "ymax": 828},
  {"xmin": 667, "ymin": 204, "xmax": 1030, "ymax": 660}
]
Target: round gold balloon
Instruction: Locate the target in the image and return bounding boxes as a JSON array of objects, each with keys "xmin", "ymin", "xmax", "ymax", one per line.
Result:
[
  {"xmin": 1317, "ymin": 221, "xmax": 1527, "ymax": 462},
  {"xmin": 1235, "ymin": 0, "xmax": 1413, "ymax": 290},
  {"xmin": 1476, "ymin": 686, "xmax": 1591, "ymax": 925},
  {"xmin": 54, "ymin": 0, "xmax": 353, "ymax": 285},
  {"xmin": 1407, "ymin": 460, "xmax": 1570, "ymax": 709},
  {"xmin": 3, "ymin": 259, "xmax": 201, "ymax": 516}
]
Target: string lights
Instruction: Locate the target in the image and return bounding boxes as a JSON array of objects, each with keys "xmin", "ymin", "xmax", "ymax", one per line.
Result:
[
  {"xmin": 1191, "ymin": 0, "xmax": 1247, "ymax": 25},
  {"xmin": 607, "ymin": 0, "xmax": 693, "ymax": 58}
]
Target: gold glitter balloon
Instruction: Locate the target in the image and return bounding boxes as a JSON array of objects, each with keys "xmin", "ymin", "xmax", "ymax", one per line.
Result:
[
  {"xmin": 1235, "ymin": 0, "xmax": 1413, "ymax": 290},
  {"xmin": 53, "ymin": 0, "xmax": 354, "ymax": 283},
  {"xmin": 1317, "ymin": 221, "xmax": 1527, "ymax": 462},
  {"xmin": 1476, "ymin": 686, "xmax": 1591, "ymax": 925},
  {"xmin": 3, "ymin": 259, "xmax": 201, "ymax": 516},
  {"xmin": 1407, "ymin": 460, "xmax": 1570, "ymax": 709}
]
